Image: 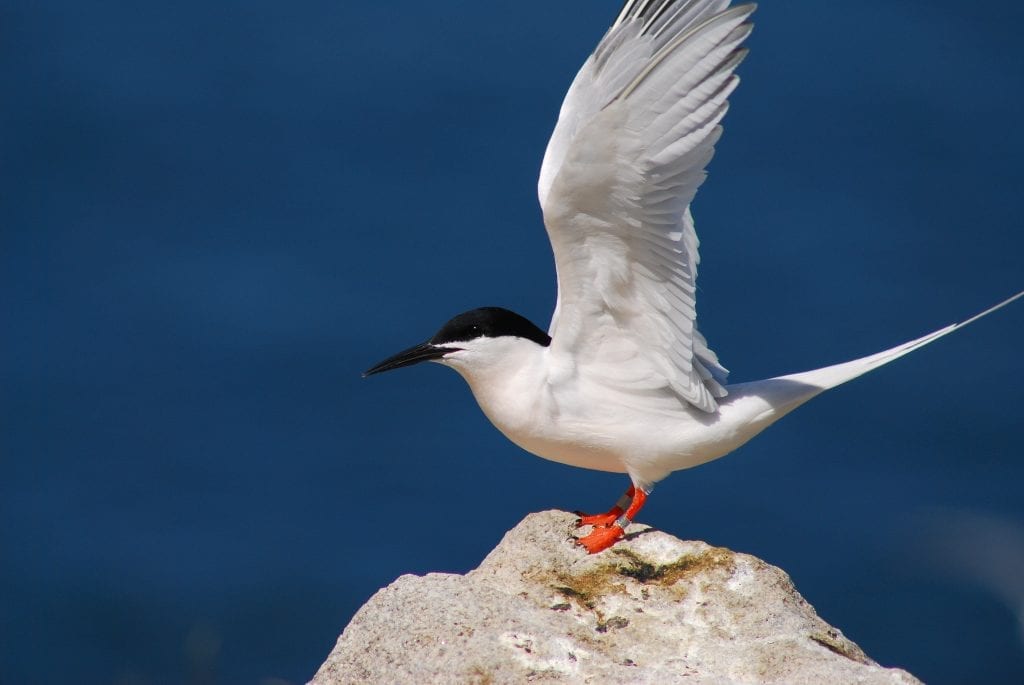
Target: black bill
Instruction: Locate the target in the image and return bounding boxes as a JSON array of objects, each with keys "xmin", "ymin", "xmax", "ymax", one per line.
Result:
[{"xmin": 363, "ymin": 342, "xmax": 459, "ymax": 377}]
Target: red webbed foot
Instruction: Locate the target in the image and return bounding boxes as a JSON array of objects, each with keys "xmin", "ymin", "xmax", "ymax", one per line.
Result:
[
  {"xmin": 575, "ymin": 524, "xmax": 625, "ymax": 554},
  {"xmin": 574, "ymin": 507, "xmax": 623, "ymax": 528},
  {"xmin": 571, "ymin": 485, "xmax": 648, "ymax": 554}
]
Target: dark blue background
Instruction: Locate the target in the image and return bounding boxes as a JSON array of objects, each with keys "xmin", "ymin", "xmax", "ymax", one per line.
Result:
[{"xmin": 4, "ymin": 1, "xmax": 1023, "ymax": 683}]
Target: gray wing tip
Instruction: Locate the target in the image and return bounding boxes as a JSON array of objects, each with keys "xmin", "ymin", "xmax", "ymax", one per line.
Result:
[
  {"xmin": 618, "ymin": 2, "xmax": 756, "ymax": 102},
  {"xmin": 615, "ymin": 1, "xmax": 757, "ymax": 32}
]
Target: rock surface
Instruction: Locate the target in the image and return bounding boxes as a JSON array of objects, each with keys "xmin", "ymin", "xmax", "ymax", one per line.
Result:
[{"xmin": 311, "ymin": 511, "xmax": 921, "ymax": 684}]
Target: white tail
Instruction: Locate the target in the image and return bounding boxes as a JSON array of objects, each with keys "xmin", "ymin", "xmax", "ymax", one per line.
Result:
[{"xmin": 780, "ymin": 290, "xmax": 1024, "ymax": 393}]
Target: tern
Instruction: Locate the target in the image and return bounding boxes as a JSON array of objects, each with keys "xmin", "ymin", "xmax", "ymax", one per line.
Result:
[{"xmin": 365, "ymin": 0, "xmax": 1023, "ymax": 553}]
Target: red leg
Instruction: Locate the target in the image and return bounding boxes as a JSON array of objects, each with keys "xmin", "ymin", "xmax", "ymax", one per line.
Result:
[
  {"xmin": 575, "ymin": 487, "xmax": 648, "ymax": 554},
  {"xmin": 575, "ymin": 485, "xmax": 636, "ymax": 527}
]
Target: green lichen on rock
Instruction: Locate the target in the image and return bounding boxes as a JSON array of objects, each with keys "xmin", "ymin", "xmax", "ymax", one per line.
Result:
[
  {"xmin": 613, "ymin": 546, "xmax": 736, "ymax": 586},
  {"xmin": 547, "ymin": 543, "xmax": 738, "ymax": 610},
  {"xmin": 550, "ymin": 564, "xmax": 629, "ymax": 609}
]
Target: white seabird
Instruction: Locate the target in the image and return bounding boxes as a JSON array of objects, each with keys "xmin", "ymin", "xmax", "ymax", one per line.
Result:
[{"xmin": 365, "ymin": 0, "xmax": 1022, "ymax": 553}]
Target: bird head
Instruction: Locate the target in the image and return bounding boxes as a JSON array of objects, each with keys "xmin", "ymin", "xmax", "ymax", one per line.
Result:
[{"xmin": 363, "ymin": 307, "xmax": 551, "ymax": 379}]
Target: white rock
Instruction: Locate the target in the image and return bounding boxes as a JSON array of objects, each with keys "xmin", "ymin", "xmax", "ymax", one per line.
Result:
[{"xmin": 311, "ymin": 511, "xmax": 921, "ymax": 685}]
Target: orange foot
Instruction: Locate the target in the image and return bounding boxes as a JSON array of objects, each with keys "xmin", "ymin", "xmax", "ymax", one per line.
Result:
[
  {"xmin": 574, "ymin": 506, "xmax": 623, "ymax": 528},
  {"xmin": 575, "ymin": 524, "xmax": 625, "ymax": 554}
]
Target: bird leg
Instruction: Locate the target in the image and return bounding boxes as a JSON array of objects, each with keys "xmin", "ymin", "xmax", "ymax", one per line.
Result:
[
  {"xmin": 575, "ymin": 487, "xmax": 648, "ymax": 554},
  {"xmin": 575, "ymin": 485, "xmax": 636, "ymax": 527}
]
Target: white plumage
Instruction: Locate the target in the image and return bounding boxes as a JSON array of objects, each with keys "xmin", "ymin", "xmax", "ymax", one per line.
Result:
[
  {"xmin": 365, "ymin": 0, "xmax": 1023, "ymax": 553},
  {"xmin": 541, "ymin": 1, "xmax": 749, "ymax": 414}
]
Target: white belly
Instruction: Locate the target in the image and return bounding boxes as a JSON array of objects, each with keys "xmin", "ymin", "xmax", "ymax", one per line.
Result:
[
  {"xmin": 449, "ymin": 341, "xmax": 825, "ymax": 489},
  {"xmin": 465, "ymin": 369, "xmax": 818, "ymax": 488}
]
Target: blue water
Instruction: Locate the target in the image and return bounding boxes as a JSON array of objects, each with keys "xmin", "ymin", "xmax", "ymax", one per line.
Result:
[{"xmin": 3, "ymin": 1, "xmax": 1023, "ymax": 683}]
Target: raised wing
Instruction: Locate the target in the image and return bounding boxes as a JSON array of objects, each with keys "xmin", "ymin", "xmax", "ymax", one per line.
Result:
[{"xmin": 540, "ymin": 0, "xmax": 754, "ymax": 413}]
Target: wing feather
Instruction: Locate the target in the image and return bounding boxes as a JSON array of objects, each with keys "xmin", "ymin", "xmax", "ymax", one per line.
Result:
[{"xmin": 539, "ymin": 1, "xmax": 755, "ymax": 412}]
